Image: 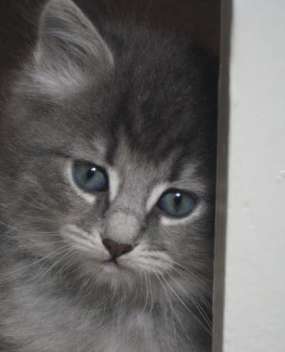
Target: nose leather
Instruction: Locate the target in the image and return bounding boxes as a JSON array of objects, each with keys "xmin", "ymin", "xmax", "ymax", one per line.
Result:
[{"xmin": 102, "ymin": 238, "xmax": 133, "ymax": 259}]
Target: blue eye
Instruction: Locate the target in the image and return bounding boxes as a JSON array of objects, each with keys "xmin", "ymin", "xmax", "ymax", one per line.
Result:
[
  {"xmin": 157, "ymin": 189, "xmax": 196, "ymax": 218},
  {"xmin": 72, "ymin": 161, "xmax": 108, "ymax": 193}
]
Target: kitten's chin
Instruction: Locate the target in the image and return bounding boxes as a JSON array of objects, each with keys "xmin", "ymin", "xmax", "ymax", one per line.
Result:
[
  {"xmin": 81, "ymin": 256, "xmax": 135, "ymax": 284},
  {"xmin": 100, "ymin": 260, "xmax": 122, "ymax": 274},
  {"xmin": 91, "ymin": 260, "xmax": 139, "ymax": 292},
  {"xmin": 81, "ymin": 253, "xmax": 173, "ymax": 299}
]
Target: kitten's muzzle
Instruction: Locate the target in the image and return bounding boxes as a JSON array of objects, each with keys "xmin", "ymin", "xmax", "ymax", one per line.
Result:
[
  {"xmin": 103, "ymin": 210, "xmax": 142, "ymax": 244},
  {"xmin": 102, "ymin": 238, "xmax": 134, "ymax": 259}
]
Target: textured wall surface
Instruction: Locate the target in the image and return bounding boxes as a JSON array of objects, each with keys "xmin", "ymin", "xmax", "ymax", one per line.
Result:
[{"xmin": 214, "ymin": 1, "xmax": 285, "ymax": 351}]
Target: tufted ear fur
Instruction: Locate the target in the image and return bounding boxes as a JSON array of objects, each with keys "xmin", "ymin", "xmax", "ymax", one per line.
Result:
[{"xmin": 31, "ymin": 0, "xmax": 114, "ymax": 96}]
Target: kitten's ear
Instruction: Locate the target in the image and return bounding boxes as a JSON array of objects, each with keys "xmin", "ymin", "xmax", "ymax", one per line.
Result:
[
  {"xmin": 37, "ymin": 0, "xmax": 113, "ymax": 68},
  {"xmin": 33, "ymin": 0, "xmax": 113, "ymax": 94}
]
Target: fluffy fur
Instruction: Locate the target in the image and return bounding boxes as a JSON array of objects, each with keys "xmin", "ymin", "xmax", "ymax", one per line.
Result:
[{"xmin": 0, "ymin": 0, "xmax": 217, "ymax": 351}]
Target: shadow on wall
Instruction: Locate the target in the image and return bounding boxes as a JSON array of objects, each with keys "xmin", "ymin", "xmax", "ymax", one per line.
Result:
[
  {"xmin": 213, "ymin": 0, "xmax": 231, "ymax": 351},
  {"xmin": 0, "ymin": 0, "xmax": 220, "ymax": 75}
]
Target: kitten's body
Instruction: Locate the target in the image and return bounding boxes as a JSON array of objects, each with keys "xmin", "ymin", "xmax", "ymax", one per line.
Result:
[{"xmin": 0, "ymin": 1, "xmax": 217, "ymax": 351}]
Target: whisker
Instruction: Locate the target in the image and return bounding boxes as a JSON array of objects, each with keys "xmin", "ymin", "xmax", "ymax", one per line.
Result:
[
  {"xmin": 152, "ymin": 271, "xmax": 195, "ymax": 348},
  {"xmin": 147, "ymin": 273, "xmax": 154, "ymax": 314},
  {"xmin": 0, "ymin": 245, "xmax": 71, "ymax": 284},
  {"xmin": 29, "ymin": 247, "xmax": 76, "ymax": 284},
  {"xmin": 170, "ymin": 275, "xmax": 212, "ymax": 330},
  {"xmin": 157, "ymin": 271, "xmax": 211, "ymax": 335},
  {"xmin": 142, "ymin": 272, "xmax": 149, "ymax": 313}
]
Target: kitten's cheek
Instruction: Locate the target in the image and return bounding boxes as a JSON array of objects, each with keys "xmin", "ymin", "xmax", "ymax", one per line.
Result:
[
  {"xmin": 60, "ymin": 224, "xmax": 110, "ymax": 262},
  {"xmin": 116, "ymin": 251, "xmax": 144, "ymax": 273}
]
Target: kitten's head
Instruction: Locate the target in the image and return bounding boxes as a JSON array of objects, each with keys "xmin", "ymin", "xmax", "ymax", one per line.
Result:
[{"xmin": 0, "ymin": 0, "xmax": 217, "ymax": 304}]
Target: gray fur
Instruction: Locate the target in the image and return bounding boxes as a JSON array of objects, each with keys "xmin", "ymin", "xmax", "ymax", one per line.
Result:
[{"xmin": 0, "ymin": 0, "xmax": 217, "ymax": 351}]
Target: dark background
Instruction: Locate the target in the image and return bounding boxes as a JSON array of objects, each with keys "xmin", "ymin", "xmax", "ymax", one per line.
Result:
[{"xmin": 0, "ymin": 0, "xmax": 220, "ymax": 95}]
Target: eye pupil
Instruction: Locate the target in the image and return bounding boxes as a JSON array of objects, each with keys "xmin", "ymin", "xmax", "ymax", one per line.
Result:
[
  {"xmin": 87, "ymin": 167, "xmax": 96, "ymax": 179},
  {"xmin": 174, "ymin": 193, "xmax": 182, "ymax": 208}
]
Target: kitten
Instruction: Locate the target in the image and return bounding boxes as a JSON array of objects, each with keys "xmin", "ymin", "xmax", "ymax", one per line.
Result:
[{"xmin": 0, "ymin": 0, "xmax": 217, "ymax": 351}]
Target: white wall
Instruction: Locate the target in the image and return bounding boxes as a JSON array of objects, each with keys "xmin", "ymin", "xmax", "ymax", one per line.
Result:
[{"xmin": 214, "ymin": 1, "xmax": 285, "ymax": 351}]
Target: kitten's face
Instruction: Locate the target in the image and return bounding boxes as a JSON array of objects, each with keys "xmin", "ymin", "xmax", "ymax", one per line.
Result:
[
  {"xmin": 0, "ymin": 0, "xmax": 216, "ymax": 302},
  {"xmin": 60, "ymin": 136, "xmax": 210, "ymax": 293}
]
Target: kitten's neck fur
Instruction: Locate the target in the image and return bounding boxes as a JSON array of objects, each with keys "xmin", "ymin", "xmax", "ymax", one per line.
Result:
[{"xmin": 1, "ymin": 252, "xmax": 210, "ymax": 352}]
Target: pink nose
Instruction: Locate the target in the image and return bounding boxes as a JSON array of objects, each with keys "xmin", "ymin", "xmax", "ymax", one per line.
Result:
[{"xmin": 102, "ymin": 239, "xmax": 133, "ymax": 259}]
